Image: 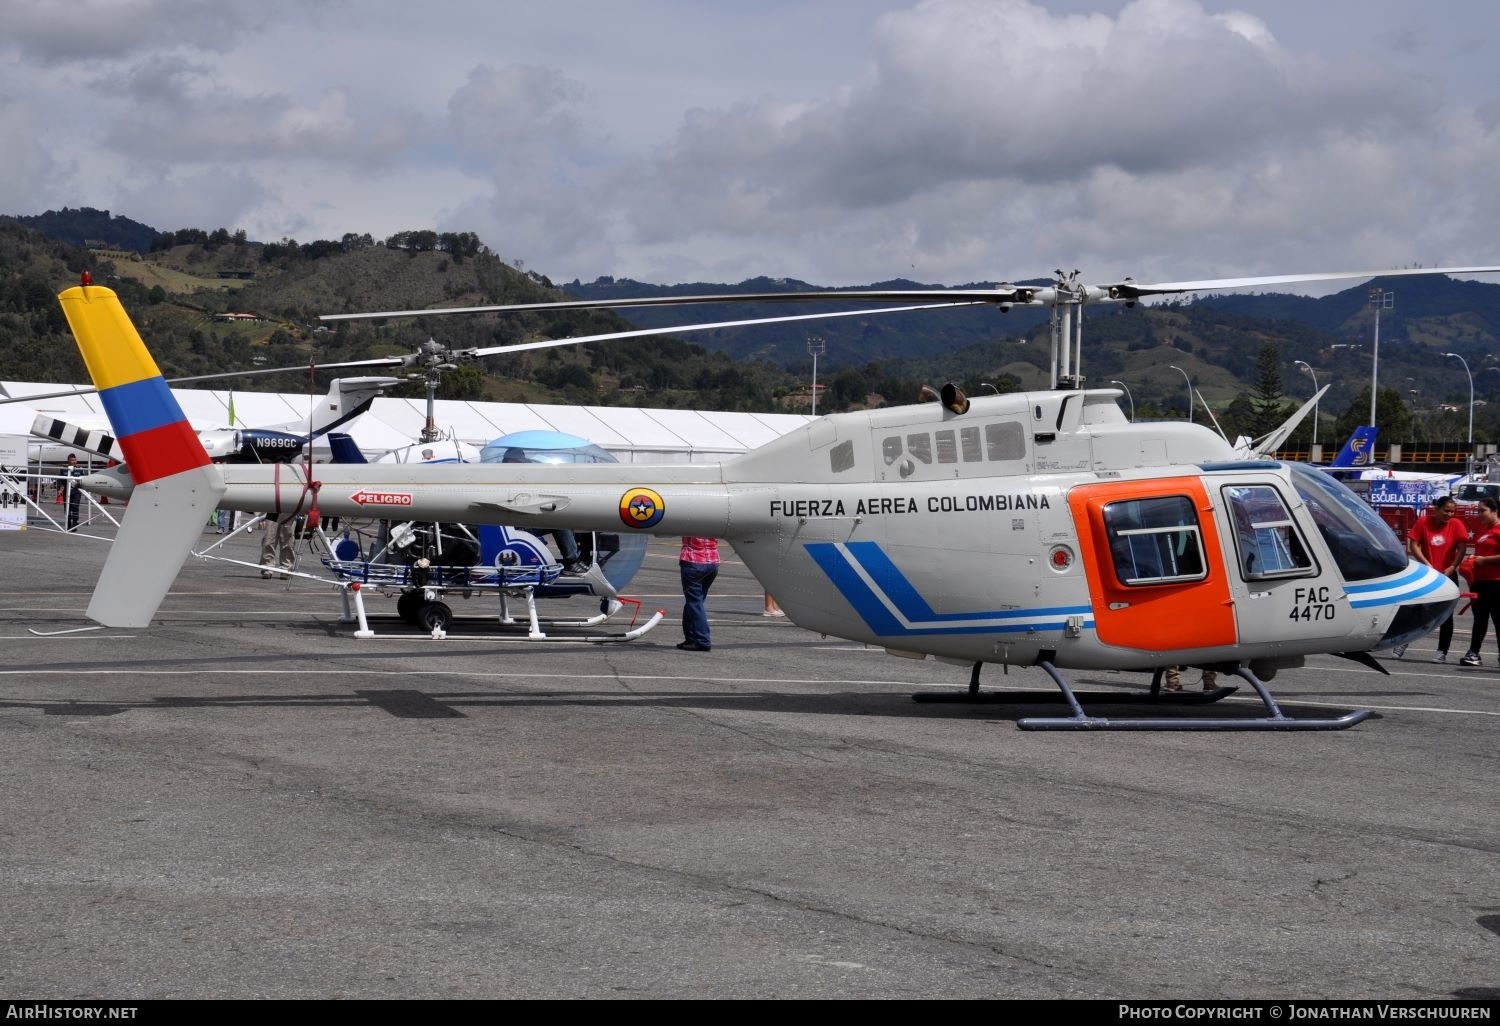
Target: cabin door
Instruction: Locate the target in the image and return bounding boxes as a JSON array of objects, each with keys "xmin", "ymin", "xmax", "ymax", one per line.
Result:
[{"xmin": 1067, "ymin": 479, "xmax": 1238, "ymax": 652}]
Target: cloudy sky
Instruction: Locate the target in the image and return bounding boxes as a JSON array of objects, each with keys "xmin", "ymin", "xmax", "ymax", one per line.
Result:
[{"xmin": 3, "ymin": 0, "xmax": 1498, "ymax": 289}]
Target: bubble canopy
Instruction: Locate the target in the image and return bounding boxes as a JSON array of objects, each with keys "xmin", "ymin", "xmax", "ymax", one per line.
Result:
[
  {"xmin": 478, "ymin": 430, "xmax": 647, "ymax": 593},
  {"xmin": 480, "ymin": 430, "xmax": 616, "ymax": 465}
]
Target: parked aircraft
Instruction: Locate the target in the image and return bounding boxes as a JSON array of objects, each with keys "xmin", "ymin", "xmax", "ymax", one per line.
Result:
[
  {"xmin": 59, "ymin": 269, "xmax": 1498, "ymax": 729},
  {"xmin": 23, "ymin": 375, "xmax": 396, "ymax": 465}
]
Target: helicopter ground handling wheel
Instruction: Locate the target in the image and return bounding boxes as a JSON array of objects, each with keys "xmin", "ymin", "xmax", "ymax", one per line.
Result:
[
  {"xmin": 396, "ymin": 590, "xmax": 425, "ymax": 624},
  {"xmin": 416, "ymin": 600, "xmax": 453, "ymax": 633}
]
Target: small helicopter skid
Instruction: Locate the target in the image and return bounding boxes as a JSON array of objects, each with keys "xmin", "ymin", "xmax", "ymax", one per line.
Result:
[
  {"xmin": 190, "ymin": 516, "xmax": 665, "ymax": 642},
  {"xmin": 327, "ymin": 556, "xmax": 665, "ymax": 643},
  {"xmin": 913, "ymin": 661, "xmax": 1373, "ymax": 731}
]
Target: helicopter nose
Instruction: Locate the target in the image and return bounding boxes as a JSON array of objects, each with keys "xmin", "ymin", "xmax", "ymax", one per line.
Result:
[
  {"xmin": 1380, "ymin": 597, "xmax": 1461, "ymax": 649},
  {"xmin": 1376, "ymin": 567, "xmax": 1462, "ymax": 649}
]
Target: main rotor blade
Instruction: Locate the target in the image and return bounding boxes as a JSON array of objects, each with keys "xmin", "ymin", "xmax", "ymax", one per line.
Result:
[
  {"xmin": 164, "ymin": 356, "xmax": 411, "ymax": 384},
  {"xmin": 1113, "ymin": 265, "xmax": 1500, "ymax": 299},
  {"xmin": 0, "ymin": 357, "xmax": 411, "ymax": 406},
  {"xmin": 319, "ymin": 288, "xmax": 1024, "ymax": 322},
  {"xmin": 464, "ymin": 301, "xmax": 989, "ymax": 360}
]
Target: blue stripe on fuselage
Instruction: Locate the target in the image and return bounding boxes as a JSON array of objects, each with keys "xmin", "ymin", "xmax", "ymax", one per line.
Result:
[{"xmin": 805, "ymin": 541, "xmax": 1093, "ymax": 636}]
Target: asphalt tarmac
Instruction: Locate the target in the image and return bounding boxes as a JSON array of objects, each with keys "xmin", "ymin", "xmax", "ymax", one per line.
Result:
[{"xmin": 1, "ymin": 523, "xmax": 1497, "ymax": 999}]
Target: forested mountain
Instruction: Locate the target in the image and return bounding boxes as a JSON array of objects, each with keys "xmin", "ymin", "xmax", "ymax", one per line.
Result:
[
  {"xmin": 3, "ymin": 209, "xmax": 1498, "ymax": 441},
  {"xmin": 2, "ymin": 207, "xmax": 158, "ymax": 253},
  {"xmin": 0, "ymin": 220, "xmax": 798, "ymax": 414}
]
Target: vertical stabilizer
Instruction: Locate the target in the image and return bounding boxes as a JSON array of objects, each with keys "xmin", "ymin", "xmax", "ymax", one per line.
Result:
[
  {"xmin": 1331, "ymin": 426, "xmax": 1378, "ymax": 468},
  {"xmin": 58, "ymin": 284, "xmax": 226, "ymax": 627}
]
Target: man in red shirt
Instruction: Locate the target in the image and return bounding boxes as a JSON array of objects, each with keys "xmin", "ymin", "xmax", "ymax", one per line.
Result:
[{"xmin": 1397, "ymin": 495, "xmax": 1469, "ymax": 662}]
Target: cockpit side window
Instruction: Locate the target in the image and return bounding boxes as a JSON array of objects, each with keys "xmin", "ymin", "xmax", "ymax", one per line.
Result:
[
  {"xmin": 1222, "ymin": 485, "xmax": 1316, "ymax": 580},
  {"xmin": 1102, "ymin": 495, "xmax": 1207, "ymax": 586}
]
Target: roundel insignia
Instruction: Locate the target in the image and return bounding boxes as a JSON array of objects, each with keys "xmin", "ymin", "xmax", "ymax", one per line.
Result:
[{"xmin": 619, "ymin": 487, "xmax": 665, "ymax": 529}]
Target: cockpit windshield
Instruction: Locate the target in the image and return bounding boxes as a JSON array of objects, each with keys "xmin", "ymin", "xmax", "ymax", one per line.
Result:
[{"xmin": 1289, "ymin": 464, "xmax": 1406, "ymax": 581}]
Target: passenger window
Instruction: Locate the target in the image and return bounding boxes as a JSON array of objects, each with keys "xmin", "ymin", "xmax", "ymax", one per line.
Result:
[
  {"xmin": 1102, "ymin": 496, "xmax": 1207, "ymax": 586},
  {"xmin": 960, "ymin": 427, "xmax": 983, "ymax": 462},
  {"xmin": 882, "ymin": 436, "xmax": 903, "ymax": 465},
  {"xmin": 1222, "ymin": 485, "xmax": 1315, "ymax": 579},
  {"xmin": 985, "ymin": 422, "xmax": 1025, "ymax": 461},
  {"xmin": 907, "ymin": 433, "xmax": 932, "ymax": 464},
  {"xmin": 935, "ymin": 430, "xmax": 957, "ymax": 464},
  {"xmin": 830, "ymin": 439, "xmax": 855, "ymax": 474}
]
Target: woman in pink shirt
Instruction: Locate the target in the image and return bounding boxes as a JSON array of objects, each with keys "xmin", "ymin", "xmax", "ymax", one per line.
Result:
[{"xmin": 678, "ymin": 537, "xmax": 720, "ymax": 652}]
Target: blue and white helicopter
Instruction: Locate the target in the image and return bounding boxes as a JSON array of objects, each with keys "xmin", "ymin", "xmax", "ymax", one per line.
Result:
[{"xmin": 319, "ymin": 428, "xmax": 657, "ymax": 640}]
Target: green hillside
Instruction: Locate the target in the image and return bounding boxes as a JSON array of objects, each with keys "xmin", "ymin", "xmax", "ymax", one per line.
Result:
[{"xmin": 2, "ymin": 210, "xmax": 1497, "ymax": 441}]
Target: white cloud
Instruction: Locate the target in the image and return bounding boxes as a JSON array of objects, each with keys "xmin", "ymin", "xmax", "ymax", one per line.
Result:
[
  {"xmin": 1, "ymin": 0, "xmax": 1496, "ymax": 287},
  {"xmin": 0, "ymin": 97, "xmax": 60, "ymax": 211},
  {"xmin": 0, "ymin": 0, "xmax": 295, "ymax": 64}
]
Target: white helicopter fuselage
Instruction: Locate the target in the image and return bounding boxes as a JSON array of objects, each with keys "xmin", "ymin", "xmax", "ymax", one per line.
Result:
[{"xmin": 84, "ymin": 387, "xmax": 1452, "ymax": 672}]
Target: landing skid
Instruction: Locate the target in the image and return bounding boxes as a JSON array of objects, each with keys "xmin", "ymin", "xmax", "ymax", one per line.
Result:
[
  {"xmin": 913, "ymin": 661, "xmax": 1372, "ymax": 731},
  {"xmin": 27, "ymin": 625, "xmax": 111, "ymax": 637},
  {"xmin": 340, "ymin": 581, "xmax": 664, "ymax": 643}
]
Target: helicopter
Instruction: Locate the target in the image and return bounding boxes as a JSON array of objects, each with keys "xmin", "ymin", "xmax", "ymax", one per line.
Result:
[
  {"xmin": 57, "ymin": 265, "xmax": 1500, "ymax": 729},
  {"xmin": 309, "ymin": 428, "xmax": 658, "ymax": 640}
]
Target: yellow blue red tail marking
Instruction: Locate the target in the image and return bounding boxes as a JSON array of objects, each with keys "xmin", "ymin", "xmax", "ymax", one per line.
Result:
[{"xmin": 58, "ymin": 284, "xmax": 210, "ymax": 485}]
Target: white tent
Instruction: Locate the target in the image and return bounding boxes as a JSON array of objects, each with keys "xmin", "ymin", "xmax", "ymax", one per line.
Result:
[{"xmin": 7, "ymin": 381, "xmax": 811, "ymax": 463}]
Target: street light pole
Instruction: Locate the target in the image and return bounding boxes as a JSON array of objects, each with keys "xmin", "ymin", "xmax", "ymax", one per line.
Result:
[
  {"xmin": 807, "ymin": 337, "xmax": 826, "ymax": 417},
  {"xmin": 1169, "ymin": 365, "xmax": 1192, "ymax": 422},
  {"xmin": 1110, "ymin": 380, "xmax": 1135, "ymax": 422},
  {"xmin": 1444, "ymin": 352, "xmax": 1474, "ymax": 447},
  {"xmin": 1294, "ymin": 360, "xmax": 1319, "ymax": 448},
  {"xmin": 1369, "ymin": 288, "xmax": 1393, "ymax": 429}
]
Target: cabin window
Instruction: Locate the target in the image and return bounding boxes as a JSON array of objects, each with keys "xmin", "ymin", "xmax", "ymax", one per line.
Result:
[
  {"xmin": 935, "ymin": 430, "xmax": 958, "ymax": 464},
  {"xmin": 1102, "ymin": 495, "xmax": 1207, "ymax": 586},
  {"xmin": 985, "ymin": 422, "xmax": 1025, "ymax": 462},
  {"xmin": 1222, "ymin": 485, "xmax": 1315, "ymax": 579},
  {"xmin": 830, "ymin": 439, "xmax": 855, "ymax": 474},
  {"xmin": 882, "ymin": 436, "xmax": 903, "ymax": 465},
  {"xmin": 906, "ymin": 433, "xmax": 932, "ymax": 464},
  {"xmin": 960, "ymin": 427, "xmax": 983, "ymax": 462}
]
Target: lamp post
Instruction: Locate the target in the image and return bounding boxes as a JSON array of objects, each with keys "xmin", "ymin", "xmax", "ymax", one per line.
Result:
[
  {"xmin": 1369, "ymin": 288, "xmax": 1393, "ymax": 429},
  {"xmin": 807, "ymin": 336, "xmax": 826, "ymax": 416},
  {"xmin": 1406, "ymin": 389, "xmax": 1423, "ymax": 444},
  {"xmin": 1294, "ymin": 360, "xmax": 1319, "ymax": 448},
  {"xmin": 1110, "ymin": 380, "xmax": 1135, "ymax": 422},
  {"xmin": 1444, "ymin": 352, "xmax": 1474, "ymax": 447},
  {"xmin": 1169, "ymin": 365, "xmax": 1192, "ymax": 421}
]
